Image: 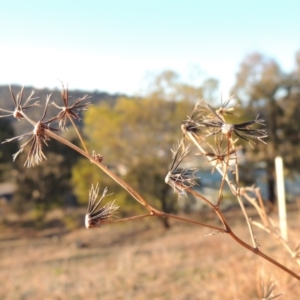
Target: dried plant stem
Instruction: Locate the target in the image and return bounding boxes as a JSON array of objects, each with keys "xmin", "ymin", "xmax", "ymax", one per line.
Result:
[
  {"xmin": 46, "ymin": 129, "xmax": 153, "ymax": 210},
  {"xmin": 108, "ymin": 213, "xmax": 226, "ymax": 231},
  {"xmin": 185, "ymin": 188, "xmax": 227, "ymax": 229},
  {"xmin": 153, "ymin": 211, "xmax": 226, "ymax": 231},
  {"xmin": 104, "ymin": 212, "xmax": 226, "ymax": 231},
  {"xmin": 251, "ymin": 220, "xmax": 296, "ymax": 258},
  {"xmin": 11, "ymin": 101, "xmax": 300, "ymax": 282},
  {"xmin": 180, "ymin": 183, "xmax": 300, "ymax": 280},
  {"xmin": 102, "ymin": 213, "xmax": 154, "ymax": 224},
  {"xmin": 215, "ymin": 200, "xmax": 300, "ymax": 280},
  {"xmin": 183, "ymin": 186, "xmax": 215, "ymax": 209},
  {"xmin": 68, "ymin": 115, "xmax": 89, "ymax": 153},
  {"xmin": 236, "ymin": 193, "xmax": 258, "ymax": 248},
  {"xmin": 232, "ymin": 141, "xmax": 240, "ymax": 183},
  {"xmin": 242, "ymin": 188, "xmax": 269, "ymax": 227},
  {"xmin": 186, "ymin": 131, "xmax": 258, "ymax": 248},
  {"xmin": 187, "ymin": 131, "xmax": 227, "ymax": 179},
  {"xmin": 224, "ymin": 218, "xmax": 300, "ymax": 281},
  {"xmin": 19, "ymin": 111, "xmax": 36, "ymax": 127},
  {"xmin": 45, "ymin": 117, "xmax": 300, "ymax": 280},
  {"xmin": 256, "ymin": 187, "xmax": 270, "ymax": 227},
  {"xmin": 229, "ymin": 137, "xmax": 257, "ymax": 248},
  {"xmin": 44, "ymin": 129, "xmax": 227, "ymax": 231},
  {"xmin": 216, "ymin": 139, "xmax": 231, "ymax": 207},
  {"xmin": 243, "ymin": 187, "xmax": 300, "ymax": 266}
]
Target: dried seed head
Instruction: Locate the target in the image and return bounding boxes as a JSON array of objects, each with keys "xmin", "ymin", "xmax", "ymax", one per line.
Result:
[
  {"xmin": 2, "ymin": 95, "xmax": 57, "ymax": 167},
  {"xmin": 0, "ymin": 86, "xmax": 39, "ymax": 120},
  {"xmin": 52, "ymin": 82, "xmax": 91, "ymax": 130},
  {"xmin": 165, "ymin": 141, "xmax": 199, "ymax": 196},
  {"xmin": 190, "ymin": 100, "xmax": 268, "ymax": 147},
  {"xmin": 85, "ymin": 185, "xmax": 119, "ymax": 228}
]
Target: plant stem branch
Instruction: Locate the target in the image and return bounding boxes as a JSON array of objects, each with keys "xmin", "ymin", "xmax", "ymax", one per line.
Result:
[{"xmin": 68, "ymin": 116, "xmax": 89, "ymax": 153}]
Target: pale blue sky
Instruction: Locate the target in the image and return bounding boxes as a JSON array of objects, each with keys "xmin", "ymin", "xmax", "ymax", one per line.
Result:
[{"xmin": 0, "ymin": 0, "xmax": 299, "ymax": 96}]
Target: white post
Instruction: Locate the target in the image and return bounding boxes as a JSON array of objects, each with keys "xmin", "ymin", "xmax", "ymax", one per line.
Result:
[{"xmin": 275, "ymin": 156, "xmax": 288, "ymax": 241}]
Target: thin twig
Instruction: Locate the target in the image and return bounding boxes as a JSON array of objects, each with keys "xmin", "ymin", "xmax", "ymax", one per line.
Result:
[
  {"xmin": 186, "ymin": 130, "xmax": 258, "ymax": 248},
  {"xmin": 68, "ymin": 115, "xmax": 89, "ymax": 153}
]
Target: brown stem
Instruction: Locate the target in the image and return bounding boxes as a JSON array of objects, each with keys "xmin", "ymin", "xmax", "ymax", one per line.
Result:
[
  {"xmin": 46, "ymin": 129, "xmax": 153, "ymax": 211},
  {"xmin": 21, "ymin": 112, "xmax": 300, "ymax": 280},
  {"xmin": 217, "ymin": 139, "xmax": 230, "ymax": 206},
  {"xmin": 227, "ymin": 222, "xmax": 300, "ymax": 280},
  {"xmin": 153, "ymin": 211, "xmax": 226, "ymax": 232},
  {"xmin": 183, "ymin": 187, "xmax": 215, "ymax": 208},
  {"xmin": 251, "ymin": 220, "xmax": 296, "ymax": 259},
  {"xmin": 187, "ymin": 131, "xmax": 258, "ymax": 247},
  {"xmin": 255, "ymin": 187, "xmax": 270, "ymax": 228},
  {"xmin": 102, "ymin": 214, "xmax": 153, "ymax": 224},
  {"xmin": 104, "ymin": 210, "xmax": 226, "ymax": 232},
  {"xmin": 68, "ymin": 115, "xmax": 89, "ymax": 153},
  {"xmin": 212, "ymin": 209, "xmax": 300, "ymax": 280}
]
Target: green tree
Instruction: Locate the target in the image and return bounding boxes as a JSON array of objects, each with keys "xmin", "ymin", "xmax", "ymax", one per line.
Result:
[
  {"xmin": 232, "ymin": 52, "xmax": 300, "ymax": 204},
  {"xmin": 72, "ymin": 71, "xmax": 218, "ymax": 226},
  {"xmin": 12, "ymin": 150, "xmax": 70, "ymax": 220},
  {"xmin": 10, "ymin": 132, "xmax": 81, "ymax": 221},
  {"xmin": 73, "ymin": 96, "xmax": 191, "ymax": 223}
]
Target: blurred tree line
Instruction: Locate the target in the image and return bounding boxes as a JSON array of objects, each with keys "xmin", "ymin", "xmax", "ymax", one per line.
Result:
[
  {"xmin": 72, "ymin": 71, "xmax": 217, "ymax": 227},
  {"xmin": 1, "ymin": 49, "xmax": 300, "ymax": 225},
  {"xmin": 232, "ymin": 50, "xmax": 300, "ymax": 204}
]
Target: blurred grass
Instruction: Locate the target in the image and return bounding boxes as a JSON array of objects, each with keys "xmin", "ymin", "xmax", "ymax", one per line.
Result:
[{"xmin": 0, "ymin": 207, "xmax": 300, "ymax": 299}]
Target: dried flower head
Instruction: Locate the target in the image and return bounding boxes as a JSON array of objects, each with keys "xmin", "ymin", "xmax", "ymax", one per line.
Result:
[
  {"xmin": 85, "ymin": 184, "xmax": 119, "ymax": 228},
  {"xmin": 2, "ymin": 95, "xmax": 57, "ymax": 167},
  {"xmin": 200, "ymin": 102, "xmax": 268, "ymax": 147},
  {"xmin": 52, "ymin": 82, "xmax": 91, "ymax": 130},
  {"xmin": 165, "ymin": 141, "xmax": 198, "ymax": 195},
  {"xmin": 0, "ymin": 85, "xmax": 39, "ymax": 120},
  {"xmin": 181, "ymin": 103, "xmax": 205, "ymax": 139}
]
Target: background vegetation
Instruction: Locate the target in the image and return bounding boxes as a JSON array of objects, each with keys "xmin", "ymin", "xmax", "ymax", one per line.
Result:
[
  {"xmin": 1, "ymin": 50, "xmax": 300, "ymax": 298},
  {"xmin": 1, "ymin": 51, "xmax": 300, "ymax": 223}
]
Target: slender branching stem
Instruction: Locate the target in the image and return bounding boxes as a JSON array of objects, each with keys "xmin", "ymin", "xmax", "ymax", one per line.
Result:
[
  {"xmin": 6, "ymin": 95, "xmax": 300, "ymax": 284},
  {"xmin": 44, "ymin": 129, "xmax": 237, "ymax": 231},
  {"xmin": 68, "ymin": 115, "xmax": 89, "ymax": 153},
  {"xmin": 186, "ymin": 132, "xmax": 226, "ymax": 177},
  {"xmin": 183, "ymin": 187, "xmax": 228, "ymax": 229},
  {"xmin": 153, "ymin": 211, "xmax": 226, "ymax": 231},
  {"xmin": 236, "ymin": 194, "xmax": 258, "ymax": 248},
  {"xmin": 225, "ymin": 219, "xmax": 300, "ymax": 281},
  {"xmin": 46, "ymin": 128, "xmax": 154, "ymax": 211},
  {"xmin": 102, "ymin": 214, "xmax": 154, "ymax": 224},
  {"xmin": 216, "ymin": 138, "xmax": 231, "ymax": 207},
  {"xmin": 187, "ymin": 131, "xmax": 258, "ymax": 248},
  {"xmin": 255, "ymin": 187, "xmax": 270, "ymax": 227}
]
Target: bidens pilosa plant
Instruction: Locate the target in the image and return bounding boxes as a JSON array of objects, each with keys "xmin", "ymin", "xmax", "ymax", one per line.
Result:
[{"xmin": 1, "ymin": 85, "xmax": 299, "ymax": 298}]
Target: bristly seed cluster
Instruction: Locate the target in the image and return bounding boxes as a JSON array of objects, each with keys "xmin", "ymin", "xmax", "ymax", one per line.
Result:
[
  {"xmin": 1, "ymin": 84, "xmax": 91, "ymax": 167},
  {"xmin": 165, "ymin": 141, "xmax": 199, "ymax": 196},
  {"xmin": 85, "ymin": 184, "xmax": 119, "ymax": 228},
  {"xmin": 182, "ymin": 99, "xmax": 268, "ymax": 148},
  {"xmin": 2, "ymin": 95, "xmax": 58, "ymax": 167},
  {"xmin": 167, "ymin": 98, "xmax": 268, "ymax": 195},
  {"xmin": 0, "ymin": 85, "xmax": 39, "ymax": 120},
  {"xmin": 52, "ymin": 82, "xmax": 91, "ymax": 130}
]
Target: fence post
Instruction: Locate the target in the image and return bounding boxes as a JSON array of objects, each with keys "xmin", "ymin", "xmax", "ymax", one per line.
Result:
[{"xmin": 275, "ymin": 156, "xmax": 288, "ymax": 241}]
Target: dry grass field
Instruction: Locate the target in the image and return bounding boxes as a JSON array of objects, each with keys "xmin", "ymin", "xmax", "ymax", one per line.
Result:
[{"xmin": 1, "ymin": 208, "xmax": 300, "ymax": 300}]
